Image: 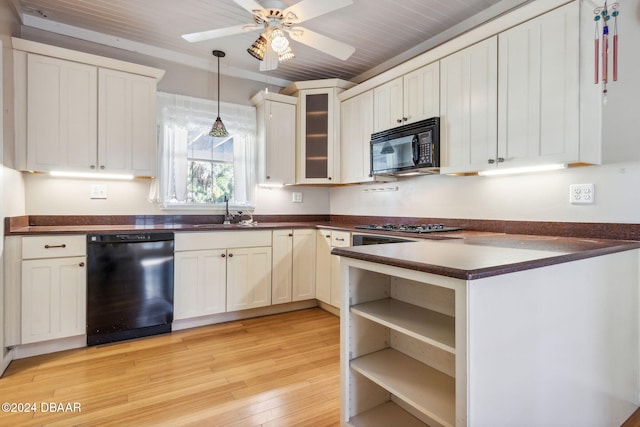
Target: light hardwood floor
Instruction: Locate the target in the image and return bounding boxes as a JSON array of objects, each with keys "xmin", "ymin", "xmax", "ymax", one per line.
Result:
[{"xmin": 0, "ymin": 308, "xmax": 340, "ymax": 426}]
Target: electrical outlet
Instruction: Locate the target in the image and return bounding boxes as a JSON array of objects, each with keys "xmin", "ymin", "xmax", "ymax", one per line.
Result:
[
  {"xmin": 292, "ymin": 192, "xmax": 303, "ymax": 203},
  {"xmin": 90, "ymin": 184, "xmax": 107, "ymax": 199},
  {"xmin": 569, "ymin": 183, "xmax": 594, "ymax": 204}
]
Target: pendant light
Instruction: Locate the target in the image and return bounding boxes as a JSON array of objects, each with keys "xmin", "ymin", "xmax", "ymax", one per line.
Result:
[{"xmin": 209, "ymin": 50, "xmax": 228, "ymax": 137}]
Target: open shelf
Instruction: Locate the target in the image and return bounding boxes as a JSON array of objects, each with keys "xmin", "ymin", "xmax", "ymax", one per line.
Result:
[
  {"xmin": 350, "ymin": 348, "xmax": 455, "ymax": 427},
  {"xmin": 351, "ymin": 298, "xmax": 455, "ymax": 354},
  {"xmin": 348, "ymin": 401, "xmax": 428, "ymax": 427}
]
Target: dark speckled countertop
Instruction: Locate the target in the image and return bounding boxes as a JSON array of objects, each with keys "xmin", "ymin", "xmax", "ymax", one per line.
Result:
[
  {"xmin": 331, "ymin": 234, "xmax": 640, "ymax": 280},
  {"xmin": 6, "ymin": 214, "xmax": 640, "ymax": 281}
]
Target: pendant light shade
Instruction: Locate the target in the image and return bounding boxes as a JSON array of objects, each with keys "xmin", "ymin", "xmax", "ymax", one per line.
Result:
[
  {"xmin": 247, "ymin": 33, "xmax": 268, "ymax": 61},
  {"xmin": 209, "ymin": 50, "xmax": 228, "ymax": 137}
]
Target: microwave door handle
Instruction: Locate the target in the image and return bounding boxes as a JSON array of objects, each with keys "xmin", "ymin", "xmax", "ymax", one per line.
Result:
[{"xmin": 412, "ymin": 135, "xmax": 420, "ymax": 164}]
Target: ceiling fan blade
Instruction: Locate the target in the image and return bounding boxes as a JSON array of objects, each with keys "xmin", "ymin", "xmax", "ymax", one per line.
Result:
[
  {"xmin": 233, "ymin": 0, "xmax": 264, "ymax": 14},
  {"xmin": 289, "ymin": 27, "xmax": 355, "ymax": 60},
  {"xmin": 182, "ymin": 24, "xmax": 258, "ymax": 43},
  {"xmin": 283, "ymin": 0, "xmax": 353, "ymax": 23},
  {"xmin": 259, "ymin": 48, "xmax": 279, "ymax": 72}
]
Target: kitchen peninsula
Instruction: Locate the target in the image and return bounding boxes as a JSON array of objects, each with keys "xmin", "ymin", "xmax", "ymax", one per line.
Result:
[{"xmin": 333, "ymin": 235, "xmax": 640, "ymax": 426}]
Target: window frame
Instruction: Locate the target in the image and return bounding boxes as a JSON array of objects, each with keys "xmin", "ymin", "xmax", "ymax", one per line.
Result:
[{"xmin": 156, "ymin": 92, "xmax": 257, "ymax": 212}]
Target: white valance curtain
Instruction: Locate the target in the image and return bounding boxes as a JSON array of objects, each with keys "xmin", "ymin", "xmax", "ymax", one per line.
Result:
[{"xmin": 156, "ymin": 92, "xmax": 257, "ymax": 208}]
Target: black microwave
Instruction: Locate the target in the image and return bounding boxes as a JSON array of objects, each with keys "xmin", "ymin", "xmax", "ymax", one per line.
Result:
[{"xmin": 370, "ymin": 117, "xmax": 440, "ymax": 176}]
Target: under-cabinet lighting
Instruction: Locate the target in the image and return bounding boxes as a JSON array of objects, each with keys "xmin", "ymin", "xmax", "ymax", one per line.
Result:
[
  {"xmin": 477, "ymin": 163, "xmax": 566, "ymax": 176},
  {"xmin": 258, "ymin": 183, "xmax": 286, "ymax": 188},
  {"xmin": 50, "ymin": 171, "xmax": 135, "ymax": 180}
]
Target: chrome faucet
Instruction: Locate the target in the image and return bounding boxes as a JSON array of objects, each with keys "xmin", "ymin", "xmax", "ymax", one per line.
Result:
[{"xmin": 223, "ymin": 196, "xmax": 233, "ymax": 224}]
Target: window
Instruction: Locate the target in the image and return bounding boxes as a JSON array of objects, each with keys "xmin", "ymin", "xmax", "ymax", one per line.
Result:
[{"xmin": 157, "ymin": 92, "xmax": 256, "ymax": 209}]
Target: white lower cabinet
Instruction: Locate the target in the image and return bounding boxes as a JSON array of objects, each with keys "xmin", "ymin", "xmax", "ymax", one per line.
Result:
[
  {"xmin": 174, "ymin": 249, "xmax": 227, "ymax": 320},
  {"xmin": 226, "ymin": 246, "xmax": 272, "ymax": 311},
  {"xmin": 315, "ymin": 229, "xmax": 350, "ymax": 309},
  {"xmin": 174, "ymin": 231, "xmax": 273, "ymax": 318},
  {"xmin": 20, "ymin": 235, "xmax": 87, "ymax": 344},
  {"xmin": 272, "ymin": 229, "xmax": 317, "ymax": 305}
]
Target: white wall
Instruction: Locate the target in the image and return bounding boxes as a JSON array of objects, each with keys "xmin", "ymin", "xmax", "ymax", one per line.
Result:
[
  {"xmin": 330, "ymin": 161, "xmax": 640, "ymax": 223},
  {"xmin": 22, "ymin": 173, "xmax": 329, "ymax": 216}
]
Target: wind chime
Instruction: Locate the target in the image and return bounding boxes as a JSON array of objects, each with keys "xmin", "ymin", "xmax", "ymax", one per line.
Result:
[{"xmin": 594, "ymin": 1, "xmax": 620, "ymax": 100}]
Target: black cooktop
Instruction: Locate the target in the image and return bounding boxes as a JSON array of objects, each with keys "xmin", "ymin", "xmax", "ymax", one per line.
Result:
[{"xmin": 354, "ymin": 223, "xmax": 462, "ymax": 234}]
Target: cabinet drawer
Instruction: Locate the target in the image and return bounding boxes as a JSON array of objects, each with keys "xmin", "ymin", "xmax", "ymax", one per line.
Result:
[
  {"xmin": 175, "ymin": 230, "xmax": 272, "ymax": 251},
  {"xmin": 22, "ymin": 235, "xmax": 86, "ymax": 259},
  {"xmin": 331, "ymin": 231, "xmax": 351, "ymax": 247}
]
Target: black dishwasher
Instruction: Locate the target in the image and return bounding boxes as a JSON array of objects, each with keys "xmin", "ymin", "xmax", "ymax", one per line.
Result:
[{"xmin": 87, "ymin": 232, "xmax": 174, "ymax": 346}]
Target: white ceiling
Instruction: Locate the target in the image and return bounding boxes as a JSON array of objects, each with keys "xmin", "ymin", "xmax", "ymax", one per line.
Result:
[{"xmin": 12, "ymin": 0, "xmax": 531, "ymax": 86}]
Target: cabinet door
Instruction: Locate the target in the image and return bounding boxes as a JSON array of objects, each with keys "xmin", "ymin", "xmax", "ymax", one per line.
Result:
[
  {"xmin": 440, "ymin": 36, "xmax": 498, "ymax": 174},
  {"xmin": 341, "ymin": 90, "xmax": 374, "ymax": 184},
  {"xmin": 226, "ymin": 246, "xmax": 272, "ymax": 311},
  {"xmin": 315, "ymin": 230, "xmax": 332, "ymax": 304},
  {"xmin": 373, "ymin": 77, "xmax": 403, "ymax": 132},
  {"xmin": 403, "ymin": 62, "xmax": 440, "ymax": 125},
  {"xmin": 498, "ymin": 2, "xmax": 579, "ymax": 167},
  {"xmin": 272, "ymin": 230, "xmax": 293, "ymax": 305},
  {"xmin": 330, "ymin": 231, "xmax": 351, "ymax": 309},
  {"xmin": 22, "ymin": 257, "xmax": 86, "ymax": 344},
  {"xmin": 27, "ymin": 54, "xmax": 97, "ymax": 173},
  {"xmin": 174, "ymin": 249, "xmax": 227, "ymax": 320},
  {"xmin": 292, "ymin": 229, "xmax": 316, "ymax": 301},
  {"xmin": 99, "ymin": 68, "xmax": 157, "ymax": 177},
  {"xmin": 297, "ymin": 88, "xmax": 338, "ymax": 183},
  {"xmin": 260, "ymin": 100, "xmax": 296, "ymax": 185}
]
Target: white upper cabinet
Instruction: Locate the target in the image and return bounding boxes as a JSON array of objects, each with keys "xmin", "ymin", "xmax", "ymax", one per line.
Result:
[
  {"xmin": 373, "ymin": 62, "xmax": 439, "ymax": 132},
  {"xmin": 341, "ymin": 90, "xmax": 374, "ymax": 184},
  {"xmin": 26, "ymin": 54, "xmax": 98, "ymax": 173},
  {"xmin": 13, "ymin": 38, "xmax": 164, "ymax": 177},
  {"xmin": 373, "ymin": 77, "xmax": 403, "ymax": 132},
  {"xmin": 441, "ymin": 2, "xmax": 579, "ymax": 174},
  {"xmin": 98, "ymin": 68, "xmax": 157, "ymax": 177},
  {"xmin": 251, "ymin": 91, "xmax": 297, "ymax": 186},
  {"xmin": 497, "ymin": 1, "xmax": 579, "ymax": 169},
  {"xmin": 440, "ymin": 37, "xmax": 498, "ymax": 174}
]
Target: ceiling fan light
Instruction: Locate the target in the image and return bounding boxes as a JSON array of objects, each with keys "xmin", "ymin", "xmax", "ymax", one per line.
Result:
[
  {"xmin": 247, "ymin": 34, "xmax": 267, "ymax": 60},
  {"xmin": 278, "ymin": 46, "xmax": 295, "ymax": 62},
  {"xmin": 269, "ymin": 28, "xmax": 289, "ymax": 53}
]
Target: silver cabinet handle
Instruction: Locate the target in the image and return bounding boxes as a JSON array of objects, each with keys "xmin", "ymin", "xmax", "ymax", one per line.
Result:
[
  {"xmin": 44, "ymin": 244, "xmax": 66, "ymax": 249},
  {"xmin": 335, "ymin": 238, "xmax": 345, "ymax": 242}
]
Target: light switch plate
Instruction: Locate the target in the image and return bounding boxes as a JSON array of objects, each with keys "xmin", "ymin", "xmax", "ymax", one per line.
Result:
[
  {"xmin": 90, "ymin": 184, "xmax": 107, "ymax": 199},
  {"xmin": 292, "ymin": 192, "xmax": 303, "ymax": 203}
]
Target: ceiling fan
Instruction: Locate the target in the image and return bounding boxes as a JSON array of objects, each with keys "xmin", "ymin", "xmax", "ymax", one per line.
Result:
[{"xmin": 181, "ymin": 0, "xmax": 356, "ymax": 71}]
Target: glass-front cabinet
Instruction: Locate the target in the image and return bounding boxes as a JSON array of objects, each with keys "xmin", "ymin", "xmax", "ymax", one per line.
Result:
[
  {"xmin": 283, "ymin": 79, "xmax": 355, "ymax": 184},
  {"xmin": 298, "ymin": 88, "xmax": 337, "ymax": 183},
  {"xmin": 303, "ymin": 91, "xmax": 331, "ymax": 180}
]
